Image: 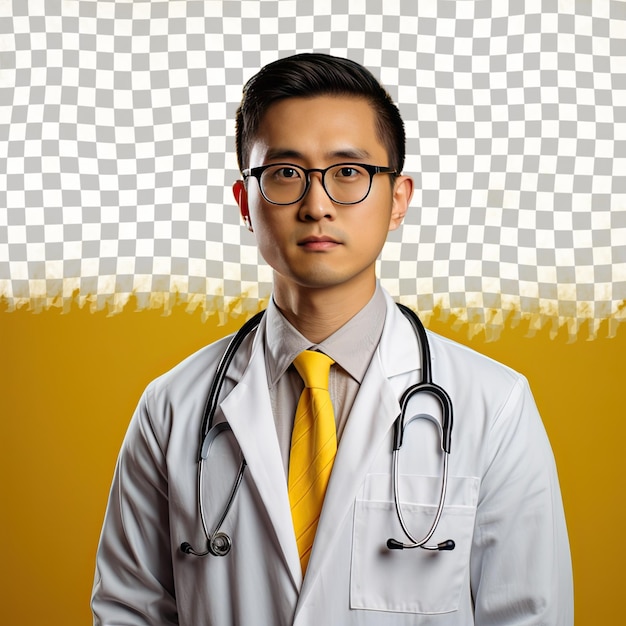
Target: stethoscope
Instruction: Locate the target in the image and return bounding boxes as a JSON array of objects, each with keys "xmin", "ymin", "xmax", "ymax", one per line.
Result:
[{"xmin": 180, "ymin": 303, "xmax": 455, "ymax": 558}]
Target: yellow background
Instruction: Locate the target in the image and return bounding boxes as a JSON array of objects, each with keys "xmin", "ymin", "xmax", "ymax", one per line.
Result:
[{"xmin": 1, "ymin": 301, "xmax": 623, "ymax": 624}]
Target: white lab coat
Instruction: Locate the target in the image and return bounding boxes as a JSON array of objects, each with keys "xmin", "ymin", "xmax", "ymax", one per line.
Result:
[{"xmin": 92, "ymin": 292, "xmax": 573, "ymax": 625}]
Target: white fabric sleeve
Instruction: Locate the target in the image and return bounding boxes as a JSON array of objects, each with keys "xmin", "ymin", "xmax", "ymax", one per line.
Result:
[
  {"xmin": 470, "ymin": 376, "xmax": 574, "ymax": 625},
  {"xmin": 91, "ymin": 385, "xmax": 179, "ymax": 625}
]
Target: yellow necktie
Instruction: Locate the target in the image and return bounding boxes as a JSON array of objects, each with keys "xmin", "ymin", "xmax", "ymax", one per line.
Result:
[{"xmin": 288, "ymin": 350, "xmax": 337, "ymax": 574}]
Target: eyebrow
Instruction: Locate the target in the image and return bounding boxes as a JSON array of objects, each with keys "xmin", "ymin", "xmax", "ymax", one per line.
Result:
[{"xmin": 264, "ymin": 147, "xmax": 373, "ymax": 162}]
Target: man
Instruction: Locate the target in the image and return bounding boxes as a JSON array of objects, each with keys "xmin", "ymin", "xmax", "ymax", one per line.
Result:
[{"xmin": 92, "ymin": 53, "xmax": 573, "ymax": 625}]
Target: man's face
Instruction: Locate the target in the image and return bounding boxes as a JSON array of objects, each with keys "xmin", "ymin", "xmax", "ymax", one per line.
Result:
[{"xmin": 234, "ymin": 95, "xmax": 413, "ymax": 299}]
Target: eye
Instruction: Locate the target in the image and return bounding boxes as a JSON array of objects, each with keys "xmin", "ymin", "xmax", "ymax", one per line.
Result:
[
  {"xmin": 332, "ymin": 165, "xmax": 366, "ymax": 182},
  {"xmin": 273, "ymin": 166, "xmax": 302, "ymax": 181},
  {"xmin": 336, "ymin": 166, "xmax": 360, "ymax": 178}
]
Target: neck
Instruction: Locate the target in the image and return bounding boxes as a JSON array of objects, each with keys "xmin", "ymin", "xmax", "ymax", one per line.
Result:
[{"xmin": 273, "ymin": 276, "xmax": 377, "ymax": 344}]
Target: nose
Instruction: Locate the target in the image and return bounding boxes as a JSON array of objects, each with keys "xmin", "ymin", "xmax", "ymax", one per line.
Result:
[{"xmin": 298, "ymin": 172, "xmax": 336, "ymax": 222}]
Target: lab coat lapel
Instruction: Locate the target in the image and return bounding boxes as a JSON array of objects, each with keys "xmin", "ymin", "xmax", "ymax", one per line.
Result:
[
  {"xmin": 219, "ymin": 325, "xmax": 303, "ymax": 590},
  {"xmin": 297, "ymin": 296, "xmax": 421, "ymax": 606}
]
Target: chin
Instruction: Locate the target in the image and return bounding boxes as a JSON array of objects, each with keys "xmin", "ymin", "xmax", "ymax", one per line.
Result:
[
  {"xmin": 291, "ymin": 268, "xmax": 373, "ymax": 292},
  {"xmin": 276, "ymin": 268, "xmax": 342, "ymax": 290}
]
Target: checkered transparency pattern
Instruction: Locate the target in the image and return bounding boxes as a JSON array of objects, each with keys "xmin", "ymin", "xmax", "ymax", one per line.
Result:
[{"xmin": 0, "ymin": 0, "xmax": 624, "ymax": 338}]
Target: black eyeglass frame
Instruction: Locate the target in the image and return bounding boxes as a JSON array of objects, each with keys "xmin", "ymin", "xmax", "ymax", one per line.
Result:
[{"xmin": 242, "ymin": 162, "xmax": 398, "ymax": 206}]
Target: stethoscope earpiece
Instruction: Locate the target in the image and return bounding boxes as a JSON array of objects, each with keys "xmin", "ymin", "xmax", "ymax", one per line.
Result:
[{"xmin": 387, "ymin": 538, "xmax": 456, "ymax": 551}]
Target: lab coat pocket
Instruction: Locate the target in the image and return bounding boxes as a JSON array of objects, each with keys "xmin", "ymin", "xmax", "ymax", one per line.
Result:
[{"xmin": 350, "ymin": 474, "xmax": 479, "ymax": 614}]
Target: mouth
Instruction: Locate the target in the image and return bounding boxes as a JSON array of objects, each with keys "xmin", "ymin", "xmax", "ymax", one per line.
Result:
[{"xmin": 297, "ymin": 235, "xmax": 342, "ymax": 250}]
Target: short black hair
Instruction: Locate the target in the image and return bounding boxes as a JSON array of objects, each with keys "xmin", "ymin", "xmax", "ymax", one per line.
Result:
[{"xmin": 235, "ymin": 53, "xmax": 406, "ymax": 174}]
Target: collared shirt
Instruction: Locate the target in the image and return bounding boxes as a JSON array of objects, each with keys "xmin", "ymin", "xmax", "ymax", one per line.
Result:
[{"xmin": 264, "ymin": 283, "xmax": 387, "ymax": 476}]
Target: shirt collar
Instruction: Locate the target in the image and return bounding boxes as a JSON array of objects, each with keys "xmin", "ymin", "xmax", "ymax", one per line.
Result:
[{"xmin": 265, "ymin": 283, "xmax": 387, "ymax": 387}]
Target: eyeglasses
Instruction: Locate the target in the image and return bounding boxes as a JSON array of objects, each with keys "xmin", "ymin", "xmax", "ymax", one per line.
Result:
[{"xmin": 242, "ymin": 162, "xmax": 397, "ymax": 206}]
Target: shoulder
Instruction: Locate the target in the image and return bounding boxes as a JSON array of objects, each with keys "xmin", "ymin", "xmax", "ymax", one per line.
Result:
[
  {"xmin": 426, "ymin": 330, "xmax": 521, "ymax": 384},
  {"xmin": 422, "ymin": 332, "xmax": 549, "ymax": 483},
  {"xmin": 424, "ymin": 329, "xmax": 533, "ymax": 426},
  {"xmin": 144, "ymin": 317, "xmax": 262, "ymax": 412},
  {"xmin": 382, "ymin": 293, "xmax": 523, "ymax": 393}
]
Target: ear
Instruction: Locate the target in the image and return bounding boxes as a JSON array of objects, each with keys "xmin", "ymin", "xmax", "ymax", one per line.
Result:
[
  {"xmin": 233, "ymin": 180, "xmax": 253, "ymax": 232},
  {"xmin": 388, "ymin": 175, "xmax": 413, "ymax": 231}
]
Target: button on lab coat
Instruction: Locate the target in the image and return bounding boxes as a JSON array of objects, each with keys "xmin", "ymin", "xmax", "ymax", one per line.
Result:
[{"xmin": 92, "ymin": 292, "xmax": 573, "ymax": 625}]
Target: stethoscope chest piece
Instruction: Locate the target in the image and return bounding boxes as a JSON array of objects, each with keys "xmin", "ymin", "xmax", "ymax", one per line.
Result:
[{"xmin": 208, "ymin": 531, "xmax": 232, "ymax": 557}]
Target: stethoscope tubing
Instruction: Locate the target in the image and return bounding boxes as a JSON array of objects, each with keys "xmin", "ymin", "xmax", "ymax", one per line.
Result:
[
  {"xmin": 182, "ymin": 313, "xmax": 264, "ymax": 557},
  {"xmin": 200, "ymin": 423, "xmax": 247, "ymax": 556},
  {"xmin": 183, "ymin": 422, "xmax": 248, "ymax": 557},
  {"xmin": 390, "ymin": 442, "xmax": 451, "ymax": 550},
  {"xmin": 183, "ymin": 303, "xmax": 455, "ymax": 557},
  {"xmin": 386, "ymin": 304, "xmax": 455, "ymax": 551},
  {"xmin": 198, "ymin": 311, "xmax": 265, "ymax": 459}
]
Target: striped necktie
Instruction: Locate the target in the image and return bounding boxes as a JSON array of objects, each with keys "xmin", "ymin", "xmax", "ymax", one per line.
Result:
[{"xmin": 288, "ymin": 350, "xmax": 337, "ymax": 574}]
